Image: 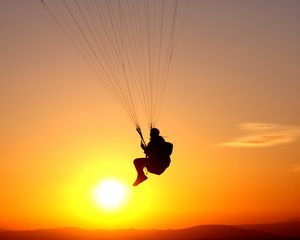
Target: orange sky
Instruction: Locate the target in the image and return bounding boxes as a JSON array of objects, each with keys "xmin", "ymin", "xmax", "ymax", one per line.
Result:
[{"xmin": 1, "ymin": 0, "xmax": 300, "ymax": 230}]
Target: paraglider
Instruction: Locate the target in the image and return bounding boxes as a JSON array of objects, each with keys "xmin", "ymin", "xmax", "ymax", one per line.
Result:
[
  {"xmin": 133, "ymin": 128, "xmax": 173, "ymax": 186},
  {"xmin": 40, "ymin": 0, "xmax": 189, "ymax": 184}
]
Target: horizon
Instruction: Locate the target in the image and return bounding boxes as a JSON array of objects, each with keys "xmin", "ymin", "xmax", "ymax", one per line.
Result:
[
  {"xmin": 2, "ymin": 217, "xmax": 300, "ymax": 231},
  {"xmin": 1, "ymin": 0, "xmax": 300, "ymax": 232}
]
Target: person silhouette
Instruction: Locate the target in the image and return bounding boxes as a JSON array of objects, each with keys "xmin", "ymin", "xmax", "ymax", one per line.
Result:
[{"xmin": 133, "ymin": 128, "xmax": 171, "ymax": 186}]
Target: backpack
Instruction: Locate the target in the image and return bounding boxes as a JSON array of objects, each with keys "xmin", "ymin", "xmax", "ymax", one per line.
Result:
[{"xmin": 162, "ymin": 142, "xmax": 173, "ymax": 157}]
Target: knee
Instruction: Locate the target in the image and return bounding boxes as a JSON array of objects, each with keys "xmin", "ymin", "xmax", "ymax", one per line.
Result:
[
  {"xmin": 133, "ymin": 158, "xmax": 143, "ymax": 166},
  {"xmin": 133, "ymin": 158, "xmax": 140, "ymax": 164}
]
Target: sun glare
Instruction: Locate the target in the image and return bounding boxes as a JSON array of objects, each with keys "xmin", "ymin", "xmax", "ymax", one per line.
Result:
[{"xmin": 93, "ymin": 179, "xmax": 127, "ymax": 211}]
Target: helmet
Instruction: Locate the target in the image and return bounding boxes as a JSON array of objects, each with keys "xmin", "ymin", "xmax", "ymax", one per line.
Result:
[{"xmin": 150, "ymin": 128, "xmax": 160, "ymax": 137}]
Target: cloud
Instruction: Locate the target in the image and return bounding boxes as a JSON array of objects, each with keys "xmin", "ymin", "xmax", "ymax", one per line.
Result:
[
  {"xmin": 290, "ymin": 165, "xmax": 300, "ymax": 172},
  {"xmin": 220, "ymin": 122, "xmax": 300, "ymax": 148}
]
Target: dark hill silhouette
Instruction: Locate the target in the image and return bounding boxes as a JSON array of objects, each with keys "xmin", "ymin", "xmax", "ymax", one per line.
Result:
[
  {"xmin": 1, "ymin": 219, "xmax": 300, "ymax": 239},
  {"xmin": 159, "ymin": 225, "xmax": 276, "ymax": 239},
  {"xmin": 239, "ymin": 218, "xmax": 300, "ymax": 238},
  {"xmin": 285, "ymin": 217, "xmax": 300, "ymax": 223}
]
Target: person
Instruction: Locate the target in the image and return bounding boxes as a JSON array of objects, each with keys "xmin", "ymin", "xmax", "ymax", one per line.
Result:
[{"xmin": 133, "ymin": 128, "xmax": 171, "ymax": 186}]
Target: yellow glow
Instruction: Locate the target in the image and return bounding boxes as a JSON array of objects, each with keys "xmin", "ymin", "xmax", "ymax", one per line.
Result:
[{"xmin": 93, "ymin": 179, "xmax": 127, "ymax": 211}]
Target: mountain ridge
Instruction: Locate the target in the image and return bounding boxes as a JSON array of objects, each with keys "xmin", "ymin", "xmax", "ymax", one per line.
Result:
[{"xmin": 1, "ymin": 219, "xmax": 300, "ymax": 239}]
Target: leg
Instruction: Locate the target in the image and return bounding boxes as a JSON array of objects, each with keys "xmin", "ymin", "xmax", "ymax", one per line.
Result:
[
  {"xmin": 133, "ymin": 158, "xmax": 148, "ymax": 186},
  {"xmin": 133, "ymin": 158, "xmax": 146, "ymax": 175}
]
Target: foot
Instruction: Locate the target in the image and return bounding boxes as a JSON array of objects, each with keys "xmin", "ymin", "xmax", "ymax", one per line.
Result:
[{"xmin": 133, "ymin": 174, "xmax": 148, "ymax": 186}]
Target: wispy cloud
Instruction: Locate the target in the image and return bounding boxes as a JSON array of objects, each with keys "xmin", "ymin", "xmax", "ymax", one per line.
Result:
[
  {"xmin": 220, "ymin": 122, "xmax": 300, "ymax": 148},
  {"xmin": 290, "ymin": 165, "xmax": 300, "ymax": 172}
]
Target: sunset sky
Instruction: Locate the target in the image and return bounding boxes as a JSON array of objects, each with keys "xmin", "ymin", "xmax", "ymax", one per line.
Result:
[{"xmin": 1, "ymin": 0, "xmax": 300, "ymax": 231}]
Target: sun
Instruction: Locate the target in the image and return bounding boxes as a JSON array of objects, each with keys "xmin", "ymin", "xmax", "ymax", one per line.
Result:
[{"xmin": 93, "ymin": 179, "xmax": 127, "ymax": 211}]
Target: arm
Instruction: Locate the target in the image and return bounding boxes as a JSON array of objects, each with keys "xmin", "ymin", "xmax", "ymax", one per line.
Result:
[
  {"xmin": 140, "ymin": 141, "xmax": 146, "ymax": 150},
  {"xmin": 141, "ymin": 141, "xmax": 152, "ymax": 157}
]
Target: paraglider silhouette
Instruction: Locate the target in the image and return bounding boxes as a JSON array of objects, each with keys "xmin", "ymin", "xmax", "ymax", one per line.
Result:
[
  {"xmin": 40, "ymin": 0, "xmax": 189, "ymax": 184},
  {"xmin": 133, "ymin": 128, "xmax": 173, "ymax": 186}
]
